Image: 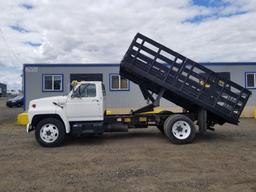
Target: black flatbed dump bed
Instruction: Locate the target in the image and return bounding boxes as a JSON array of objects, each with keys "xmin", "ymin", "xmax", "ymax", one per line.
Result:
[{"xmin": 120, "ymin": 33, "xmax": 251, "ymax": 126}]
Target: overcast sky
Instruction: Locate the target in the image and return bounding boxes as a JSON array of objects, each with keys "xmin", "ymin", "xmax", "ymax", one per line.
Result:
[{"xmin": 0, "ymin": 0, "xmax": 255, "ymax": 90}]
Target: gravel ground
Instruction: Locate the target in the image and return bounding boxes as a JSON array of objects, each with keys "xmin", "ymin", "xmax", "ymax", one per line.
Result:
[{"xmin": 0, "ymin": 97, "xmax": 256, "ymax": 192}]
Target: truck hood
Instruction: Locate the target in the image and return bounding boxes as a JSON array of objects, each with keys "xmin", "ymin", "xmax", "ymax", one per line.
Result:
[{"xmin": 29, "ymin": 96, "xmax": 67, "ymax": 109}]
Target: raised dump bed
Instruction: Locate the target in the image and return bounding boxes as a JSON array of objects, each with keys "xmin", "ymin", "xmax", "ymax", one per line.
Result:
[{"xmin": 120, "ymin": 33, "xmax": 251, "ymax": 125}]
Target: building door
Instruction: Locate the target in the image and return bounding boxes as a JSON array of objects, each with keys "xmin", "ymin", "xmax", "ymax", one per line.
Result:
[
  {"xmin": 70, "ymin": 73, "xmax": 103, "ymax": 82},
  {"xmin": 217, "ymin": 72, "xmax": 230, "ymax": 80},
  {"xmin": 201, "ymin": 72, "xmax": 230, "ymax": 80},
  {"xmin": 70, "ymin": 73, "xmax": 103, "ymax": 90}
]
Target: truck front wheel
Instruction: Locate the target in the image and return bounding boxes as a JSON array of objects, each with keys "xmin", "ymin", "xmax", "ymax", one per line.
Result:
[
  {"xmin": 35, "ymin": 118, "xmax": 66, "ymax": 147},
  {"xmin": 164, "ymin": 114, "xmax": 196, "ymax": 144}
]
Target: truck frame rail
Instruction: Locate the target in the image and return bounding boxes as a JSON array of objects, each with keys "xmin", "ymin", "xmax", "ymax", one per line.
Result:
[{"xmin": 120, "ymin": 33, "xmax": 251, "ymax": 125}]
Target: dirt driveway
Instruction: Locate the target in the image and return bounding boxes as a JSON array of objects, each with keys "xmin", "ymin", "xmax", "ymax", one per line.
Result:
[{"xmin": 0, "ymin": 98, "xmax": 256, "ymax": 192}]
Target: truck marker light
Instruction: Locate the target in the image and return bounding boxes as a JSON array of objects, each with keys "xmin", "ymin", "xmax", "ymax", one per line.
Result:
[
  {"xmin": 124, "ymin": 118, "xmax": 131, "ymax": 123},
  {"xmin": 139, "ymin": 117, "xmax": 147, "ymax": 122}
]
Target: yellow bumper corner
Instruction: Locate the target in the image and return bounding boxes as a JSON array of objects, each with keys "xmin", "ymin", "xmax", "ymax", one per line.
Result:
[
  {"xmin": 17, "ymin": 112, "xmax": 28, "ymax": 125},
  {"xmin": 106, "ymin": 110, "xmax": 113, "ymax": 115},
  {"xmin": 254, "ymin": 107, "xmax": 256, "ymax": 119}
]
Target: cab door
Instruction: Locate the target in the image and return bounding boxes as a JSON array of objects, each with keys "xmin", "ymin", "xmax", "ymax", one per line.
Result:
[{"xmin": 66, "ymin": 83, "xmax": 103, "ymax": 121}]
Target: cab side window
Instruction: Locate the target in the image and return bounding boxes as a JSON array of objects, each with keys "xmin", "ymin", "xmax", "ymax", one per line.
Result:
[{"xmin": 80, "ymin": 83, "xmax": 96, "ymax": 97}]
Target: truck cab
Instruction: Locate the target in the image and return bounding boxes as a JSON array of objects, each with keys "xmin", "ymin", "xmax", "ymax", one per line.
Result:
[{"xmin": 27, "ymin": 81, "xmax": 106, "ymax": 147}]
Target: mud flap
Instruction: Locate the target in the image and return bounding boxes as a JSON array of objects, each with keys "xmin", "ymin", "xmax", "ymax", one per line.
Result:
[{"xmin": 198, "ymin": 108, "xmax": 207, "ymax": 134}]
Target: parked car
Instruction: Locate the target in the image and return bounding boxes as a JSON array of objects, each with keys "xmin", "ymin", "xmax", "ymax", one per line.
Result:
[{"xmin": 6, "ymin": 95, "xmax": 24, "ymax": 108}]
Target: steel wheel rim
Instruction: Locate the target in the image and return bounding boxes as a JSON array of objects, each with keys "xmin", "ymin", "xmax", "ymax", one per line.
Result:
[
  {"xmin": 172, "ymin": 120, "xmax": 191, "ymax": 140},
  {"xmin": 40, "ymin": 123, "xmax": 59, "ymax": 143}
]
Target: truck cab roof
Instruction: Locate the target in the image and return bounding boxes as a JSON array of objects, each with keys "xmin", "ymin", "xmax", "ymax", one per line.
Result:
[
  {"xmin": 71, "ymin": 81, "xmax": 103, "ymax": 89},
  {"xmin": 76, "ymin": 81, "xmax": 102, "ymax": 84}
]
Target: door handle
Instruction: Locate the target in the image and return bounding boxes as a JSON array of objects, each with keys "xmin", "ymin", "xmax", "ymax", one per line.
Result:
[{"xmin": 92, "ymin": 99, "xmax": 99, "ymax": 102}]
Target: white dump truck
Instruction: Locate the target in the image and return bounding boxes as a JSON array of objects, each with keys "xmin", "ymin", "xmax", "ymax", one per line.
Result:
[{"xmin": 26, "ymin": 33, "xmax": 251, "ymax": 147}]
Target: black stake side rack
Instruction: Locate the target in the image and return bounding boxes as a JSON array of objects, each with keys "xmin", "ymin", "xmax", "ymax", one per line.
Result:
[{"xmin": 120, "ymin": 33, "xmax": 251, "ymax": 125}]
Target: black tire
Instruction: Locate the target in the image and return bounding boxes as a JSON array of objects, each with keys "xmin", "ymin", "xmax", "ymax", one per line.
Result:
[
  {"xmin": 35, "ymin": 118, "xmax": 66, "ymax": 147},
  {"xmin": 157, "ymin": 111, "xmax": 173, "ymax": 134},
  {"xmin": 164, "ymin": 114, "xmax": 196, "ymax": 144}
]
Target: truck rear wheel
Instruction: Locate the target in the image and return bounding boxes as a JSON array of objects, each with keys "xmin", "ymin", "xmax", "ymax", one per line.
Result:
[
  {"xmin": 164, "ymin": 114, "xmax": 196, "ymax": 144},
  {"xmin": 35, "ymin": 118, "xmax": 66, "ymax": 147}
]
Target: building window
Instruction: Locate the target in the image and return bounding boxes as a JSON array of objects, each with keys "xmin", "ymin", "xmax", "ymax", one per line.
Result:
[
  {"xmin": 43, "ymin": 74, "xmax": 63, "ymax": 92},
  {"xmin": 110, "ymin": 74, "xmax": 129, "ymax": 91},
  {"xmin": 245, "ymin": 72, "xmax": 256, "ymax": 89}
]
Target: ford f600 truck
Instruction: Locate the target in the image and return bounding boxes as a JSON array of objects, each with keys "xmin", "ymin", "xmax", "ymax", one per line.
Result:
[{"xmin": 27, "ymin": 33, "xmax": 251, "ymax": 147}]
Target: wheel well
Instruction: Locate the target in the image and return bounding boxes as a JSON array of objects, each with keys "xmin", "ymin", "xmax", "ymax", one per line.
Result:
[
  {"xmin": 32, "ymin": 114, "xmax": 65, "ymax": 128},
  {"xmin": 157, "ymin": 110, "xmax": 174, "ymax": 124}
]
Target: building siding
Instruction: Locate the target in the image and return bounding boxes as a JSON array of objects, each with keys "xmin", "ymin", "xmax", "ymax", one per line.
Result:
[
  {"xmin": 24, "ymin": 64, "xmax": 158, "ymax": 110},
  {"xmin": 0, "ymin": 83, "xmax": 7, "ymax": 97}
]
